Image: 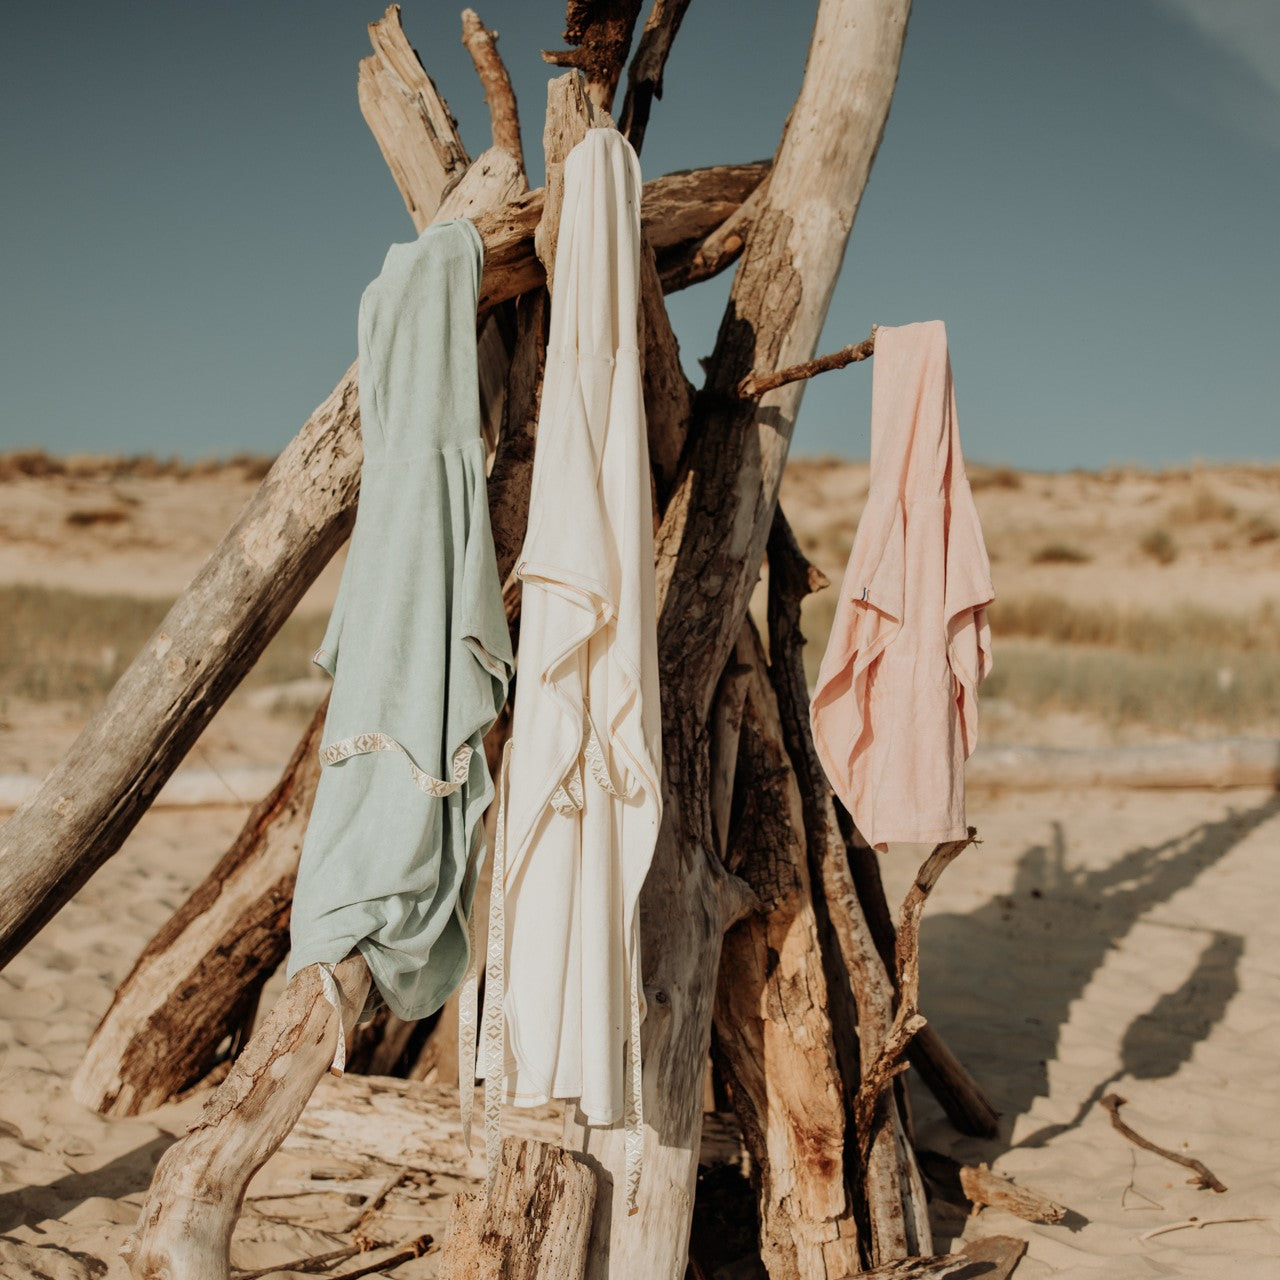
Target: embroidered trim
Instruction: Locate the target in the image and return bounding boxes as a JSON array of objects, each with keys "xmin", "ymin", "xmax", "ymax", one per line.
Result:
[
  {"xmin": 319, "ymin": 732, "xmax": 473, "ymax": 798},
  {"xmin": 550, "ymin": 709, "xmax": 632, "ymax": 815},
  {"xmin": 480, "ymin": 743, "xmax": 512, "ymax": 1192},
  {"xmin": 460, "ymin": 720, "xmax": 647, "ymax": 1212},
  {"xmin": 623, "ymin": 931, "xmax": 645, "ymax": 1214},
  {"xmin": 457, "ymin": 899, "xmax": 480, "ymax": 1150}
]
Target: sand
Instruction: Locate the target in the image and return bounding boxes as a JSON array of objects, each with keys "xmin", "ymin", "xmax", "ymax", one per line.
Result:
[
  {"xmin": 2, "ymin": 783, "xmax": 1278, "ymax": 1276},
  {"xmin": 1, "ymin": 458, "xmax": 1278, "ymax": 1277}
]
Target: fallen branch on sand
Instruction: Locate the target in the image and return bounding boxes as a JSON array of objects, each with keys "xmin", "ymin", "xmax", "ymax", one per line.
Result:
[
  {"xmin": 1139, "ymin": 1215, "xmax": 1267, "ymax": 1242},
  {"xmin": 1100, "ymin": 1093, "xmax": 1227, "ymax": 1193}
]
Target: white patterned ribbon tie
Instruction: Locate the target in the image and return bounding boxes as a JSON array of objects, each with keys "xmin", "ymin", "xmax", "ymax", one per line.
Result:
[{"xmin": 319, "ymin": 732, "xmax": 473, "ymax": 798}]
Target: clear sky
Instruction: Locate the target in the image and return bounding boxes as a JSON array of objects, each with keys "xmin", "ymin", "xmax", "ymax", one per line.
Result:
[{"xmin": 2, "ymin": 1, "xmax": 1276, "ymax": 469}]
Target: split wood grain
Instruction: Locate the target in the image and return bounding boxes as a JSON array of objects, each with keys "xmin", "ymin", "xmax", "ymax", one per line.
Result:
[{"xmin": 438, "ymin": 1137, "xmax": 596, "ymax": 1280}]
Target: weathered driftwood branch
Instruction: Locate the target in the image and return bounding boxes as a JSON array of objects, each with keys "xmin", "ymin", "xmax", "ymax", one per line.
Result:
[
  {"xmin": 712, "ymin": 623, "xmax": 861, "ymax": 1278},
  {"xmin": 73, "ymin": 702, "xmax": 327, "ymax": 1116},
  {"xmin": 123, "ymin": 956, "xmax": 372, "ymax": 1280},
  {"xmin": 850, "ymin": 1237, "xmax": 1026, "ymax": 1280},
  {"xmin": 739, "ymin": 330, "xmax": 876, "ymax": 398},
  {"xmin": 542, "ymin": 0, "xmax": 644, "ymax": 111},
  {"xmin": 0, "ymin": 157, "xmax": 763, "ymax": 971},
  {"xmin": 567, "ymin": 3, "xmax": 914, "ymax": 1275},
  {"xmin": 438, "ymin": 1138, "xmax": 597, "ymax": 1280},
  {"xmin": 461, "ymin": 9, "xmax": 525, "ymax": 172},
  {"xmin": 854, "ymin": 832, "xmax": 976, "ymax": 1152},
  {"xmin": 1100, "ymin": 1092, "xmax": 1228, "ymax": 1193},
  {"xmin": 618, "ymin": 0, "xmax": 692, "ymax": 152},
  {"xmin": 957, "ymin": 1161, "xmax": 1068, "ymax": 1224},
  {"xmin": 359, "ymin": 5, "xmax": 469, "ymax": 230},
  {"xmin": 765, "ymin": 511, "xmax": 930, "ymax": 1263}
]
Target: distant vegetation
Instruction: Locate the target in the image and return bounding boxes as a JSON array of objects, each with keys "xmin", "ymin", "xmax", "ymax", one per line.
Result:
[
  {"xmin": 0, "ymin": 448, "xmax": 275, "ymax": 483},
  {"xmin": 0, "ymin": 585, "xmax": 324, "ymax": 705}
]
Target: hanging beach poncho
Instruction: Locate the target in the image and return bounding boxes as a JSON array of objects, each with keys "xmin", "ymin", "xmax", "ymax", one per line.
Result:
[
  {"xmin": 288, "ymin": 219, "xmax": 512, "ymax": 1028},
  {"xmin": 471, "ymin": 128, "xmax": 662, "ymax": 1211},
  {"xmin": 809, "ymin": 320, "xmax": 993, "ymax": 852}
]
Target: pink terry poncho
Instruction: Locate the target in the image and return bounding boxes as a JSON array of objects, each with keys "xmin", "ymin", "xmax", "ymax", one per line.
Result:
[{"xmin": 809, "ymin": 320, "xmax": 993, "ymax": 851}]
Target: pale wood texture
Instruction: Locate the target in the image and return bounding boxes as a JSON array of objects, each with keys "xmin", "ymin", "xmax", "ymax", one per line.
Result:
[
  {"xmin": 73, "ymin": 702, "xmax": 326, "ymax": 1116},
  {"xmin": 849, "ymin": 1235, "xmax": 1027, "ymax": 1279},
  {"xmin": 123, "ymin": 956, "xmax": 372, "ymax": 1280},
  {"xmin": 461, "ymin": 8, "xmax": 525, "ymax": 171},
  {"xmin": 618, "ymin": 0, "xmax": 692, "ymax": 152},
  {"xmin": 359, "ymin": 4, "xmax": 468, "ymax": 231},
  {"xmin": 712, "ymin": 622, "xmax": 862, "ymax": 1278},
  {"xmin": 568, "ymin": 4, "xmax": 914, "ymax": 1276},
  {"xmin": 438, "ymin": 1137, "xmax": 597, "ymax": 1280},
  {"xmin": 957, "ymin": 1162, "xmax": 1068, "ymax": 1225}
]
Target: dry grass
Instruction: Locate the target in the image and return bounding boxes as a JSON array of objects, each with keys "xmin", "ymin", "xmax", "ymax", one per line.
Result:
[
  {"xmin": 1139, "ymin": 527, "xmax": 1179, "ymax": 565},
  {"xmin": 1244, "ymin": 514, "xmax": 1280, "ymax": 545},
  {"xmin": 0, "ymin": 585, "xmax": 325, "ymax": 704},
  {"xmin": 793, "ymin": 590, "xmax": 1280, "ymax": 733},
  {"xmin": 1170, "ymin": 485, "xmax": 1238, "ymax": 523},
  {"xmin": 984, "ymin": 644, "xmax": 1280, "ymax": 733},
  {"xmin": 0, "ymin": 448, "xmax": 275, "ymax": 483},
  {"xmin": 1030, "ymin": 543, "xmax": 1091, "ymax": 565},
  {"xmin": 990, "ymin": 594, "xmax": 1280, "ymax": 653}
]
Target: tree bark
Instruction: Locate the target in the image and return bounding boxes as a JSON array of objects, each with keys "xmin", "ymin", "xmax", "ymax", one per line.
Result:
[
  {"xmin": 567, "ymin": 3, "xmax": 912, "ymax": 1276},
  {"xmin": 712, "ymin": 624, "xmax": 862, "ymax": 1278},
  {"xmin": 438, "ymin": 1138, "xmax": 598, "ymax": 1280}
]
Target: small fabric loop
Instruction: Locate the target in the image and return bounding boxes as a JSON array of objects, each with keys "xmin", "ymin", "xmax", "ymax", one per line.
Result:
[
  {"xmin": 315, "ymin": 963, "xmax": 347, "ymax": 1077},
  {"xmin": 319, "ymin": 732, "xmax": 472, "ymax": 798}
]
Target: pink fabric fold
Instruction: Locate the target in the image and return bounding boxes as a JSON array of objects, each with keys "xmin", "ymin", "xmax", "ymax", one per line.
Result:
[{"xmin": 809, "ymin": 320, "xmax": 993, "ymax": 851}]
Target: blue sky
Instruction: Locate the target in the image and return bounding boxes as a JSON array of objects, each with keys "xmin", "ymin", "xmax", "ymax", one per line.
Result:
[{"xmin": 1, "ymin": 1, "xmax": 1276, "ymax": 469}]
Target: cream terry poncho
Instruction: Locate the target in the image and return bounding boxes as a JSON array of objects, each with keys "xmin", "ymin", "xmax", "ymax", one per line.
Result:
[
  {"xmin": 288, "ymin": 219, "xmax": 512, "ymax": 1024},
  {"xmin": 472, "ymin": 128, "xmax": 662, "ymax": 1210},
  {"xmin": 809, "ymin": 320, "xmax": 993, "ymax": 852}
]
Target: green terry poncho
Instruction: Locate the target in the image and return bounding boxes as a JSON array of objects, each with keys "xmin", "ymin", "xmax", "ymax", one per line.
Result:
[{"xmin": 288, "ymin": 218, "xmax": 512, "ymax": 1022}]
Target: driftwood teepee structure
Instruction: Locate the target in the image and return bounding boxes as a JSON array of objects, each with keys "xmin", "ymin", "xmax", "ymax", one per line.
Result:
[{"xmin": 0, "ymin": 2, "xmax": 1009, "ymax": 1275}]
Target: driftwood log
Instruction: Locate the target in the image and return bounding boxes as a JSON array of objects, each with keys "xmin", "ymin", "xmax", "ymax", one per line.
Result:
[
  {"xmin": 437, "ymin": 1138, "xmax": 597, "ymax": 1280},
  {"xmin": 122, "ymin": 956, "xmax": 372, "ymax": 1280},
  {"xmin": 16, "ymin": 1, "xmax": 1018, "ymax": 1276}
]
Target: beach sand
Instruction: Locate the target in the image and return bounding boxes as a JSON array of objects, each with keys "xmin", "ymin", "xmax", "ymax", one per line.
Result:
[{"xmin": 1, "ymin": 458, "xmax": 1278, "ymax": 1276}]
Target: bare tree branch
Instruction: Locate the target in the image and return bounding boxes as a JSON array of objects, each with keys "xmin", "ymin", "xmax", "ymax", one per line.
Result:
[
  {"xmin": 618, "ymin": 0, "xmax": 693, "ymax": 152},
  {"xmin": 461, "ymin": 9, "xmax": 525, "ymax": 171}
]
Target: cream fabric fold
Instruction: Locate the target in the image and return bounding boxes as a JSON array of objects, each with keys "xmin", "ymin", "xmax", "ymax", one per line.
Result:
[
  {"xmin": 809, "ymin": 320, "xmax": 993, "ymax": 852},
  {"xmin": 468, "ymin": 127, "xmax": 662, "ymax": 1212}
]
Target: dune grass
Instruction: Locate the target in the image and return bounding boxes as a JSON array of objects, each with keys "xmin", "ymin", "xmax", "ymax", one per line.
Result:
[
  {"xmin": 792, "ymin": 590, "xmax": 1280, "ymax": 732},
  {"xmin": 0, "ymin": 585, "xmax": 326, "ymax": 704}
]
